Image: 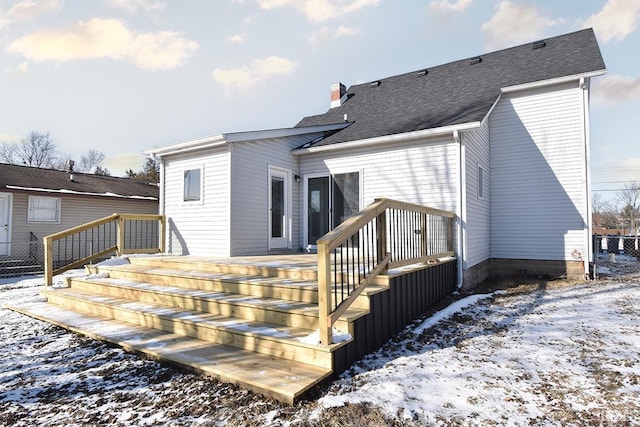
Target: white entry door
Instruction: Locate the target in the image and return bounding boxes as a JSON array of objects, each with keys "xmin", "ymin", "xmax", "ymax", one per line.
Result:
[
  {"xmin": 268, "ymin": 167, "xmax": 291, "ymax": 250},
  {"xmin": 0, "ymin": 193, "xmax": 10, "ymax": 256}
]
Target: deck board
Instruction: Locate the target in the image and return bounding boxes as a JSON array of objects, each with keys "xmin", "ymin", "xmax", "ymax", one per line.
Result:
[{"xmin": 8, "ymin": 300, "xmax": 332, "ymax": 405}]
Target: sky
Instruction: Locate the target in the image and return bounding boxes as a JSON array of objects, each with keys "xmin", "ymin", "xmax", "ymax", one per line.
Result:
[{"xmin": 0, "ymin": 0, "xmax": 639, "ymax": 204}]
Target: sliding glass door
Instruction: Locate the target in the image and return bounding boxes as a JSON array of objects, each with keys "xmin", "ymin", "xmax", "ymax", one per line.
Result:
[{"xmin": 306, "ymin": 172, "xmax": 360, "ymax": 247}]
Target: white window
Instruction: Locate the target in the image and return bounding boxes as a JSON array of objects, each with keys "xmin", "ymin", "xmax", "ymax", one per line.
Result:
[
  {"xmin": 478, "ymin": 164, "xmax": 484, "ymax": 200},
  {"xmin": 28, "ymin": 196, "xmax": 61, "ymax": 223},
  {"xmin": 183, "ymin": 168, "xmax": 202, "ymax": 202}
]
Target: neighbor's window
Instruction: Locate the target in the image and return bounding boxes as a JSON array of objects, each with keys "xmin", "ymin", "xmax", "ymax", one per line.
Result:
[
  {"xmin": 28, "ymin": 196, "xmax": 61, "ymax": 223},
  {"xmin": 183, "ymin": 168, "xmax": 202, "ymax": 202},
  {"xmin": 478, "ymin": 164, "xmax": 484, "ymax": 199}
]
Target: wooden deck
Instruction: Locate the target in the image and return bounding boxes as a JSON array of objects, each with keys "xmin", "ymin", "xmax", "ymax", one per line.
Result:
[{"xmin": 7, "ymin": 254, "xmax": 456, "ymax": 404}]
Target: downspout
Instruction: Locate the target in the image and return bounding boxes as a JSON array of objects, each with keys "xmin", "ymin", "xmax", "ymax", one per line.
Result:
[
  {"xmin": 580, "ymin": 76, "xmax": 593, "ymax": 278},
  {"xmin": 454, "ymin": 130, "xmax": 465, "ymax": 288}
]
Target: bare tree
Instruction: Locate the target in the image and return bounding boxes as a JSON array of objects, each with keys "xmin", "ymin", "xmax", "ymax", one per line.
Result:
[
  {"xmin": 0, "ymin": 131, "xmax": 59, "ymax": 168},
  {"xmin": 617, "ymin": 182, "xmax": 640, "ymax": 234},
  {"xmin": 592, "ymin": 193, "xmax": 618, "ymax": 229},
  {"xmin": 592, "ymin": 193, "xmax": 613, "ymax": 229},
  {"xmin": 55, "ymin": 150, "xmax": 110, "ymax": 175},
  {"xmin": 77, "ymin": 149, "xmax": 106, "ymax": 174}
]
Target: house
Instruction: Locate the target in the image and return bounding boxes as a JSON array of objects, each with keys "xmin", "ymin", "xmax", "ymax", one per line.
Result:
[
  {"xmin": 0, "ymin": 162, "xmax": 159, "ymax": 275},
  {"xmin": 146, "ymin": 28, "xmax": 606, "ymax": 288}
]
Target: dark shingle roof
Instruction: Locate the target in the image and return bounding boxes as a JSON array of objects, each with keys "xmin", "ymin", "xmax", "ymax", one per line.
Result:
[
  {"xmin": 295, "ymin": 29, "xmax": 606, "ymax": 147},
  {"xmin": 0, "ymin": 163, "xmax": 158, "ymax": 200}
]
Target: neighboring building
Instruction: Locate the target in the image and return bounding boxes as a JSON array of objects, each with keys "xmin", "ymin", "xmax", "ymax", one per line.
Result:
[
  {"xmin": 146, "ymin": 29, "xmax": 606, "ymax": 288},
  {"xmin": 0, "ymin": 163, "xmax": 158, "ymax": 275}
]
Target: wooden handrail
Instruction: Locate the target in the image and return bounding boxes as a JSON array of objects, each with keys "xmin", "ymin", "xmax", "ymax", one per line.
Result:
[
  {"xmin": 44, "ymin": 213, "xmax": 165, "ymax": 285},
  {"xmin": 45, "ymin": 213, "xmax": 120, "ymax": 241},
  {"xmin": 317, "ymin": 198, "xmax": 456, "ymax": 345},
  {"xmin": 317, "ymin": 198, "xmax": 454, "ymax": 252}
]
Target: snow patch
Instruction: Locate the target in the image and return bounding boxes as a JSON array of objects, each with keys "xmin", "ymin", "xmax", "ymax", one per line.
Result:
[
  {"xmin": 412, "ymin": 293, "xmax": 493, "ymax": 335},
  {"xmin": 297, "ymin": 328, "xmax": 352, "ymax": 345},
  {"xmin": 5, "ymin": 185, "xmax": 157, "ymax": 200}
]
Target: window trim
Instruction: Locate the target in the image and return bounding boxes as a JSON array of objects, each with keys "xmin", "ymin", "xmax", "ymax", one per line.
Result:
[
  {"xmin": 182, "ymin": 166, "xmax": 204, "ymax": 204},
  {"xmin": 27, "ymin": 196, "xmax": 61, "ymax": 224}
]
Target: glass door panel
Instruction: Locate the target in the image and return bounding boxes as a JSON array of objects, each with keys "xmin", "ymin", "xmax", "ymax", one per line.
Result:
[
  {"xmin": 332, "ymin": 172, "xmax": 360, "ymax": 228},
  {"xmin": 271, "ymin": 176, "xmax": 285, "ymax": 238},
  {"xmin": 307, "ymin": 176, "xmax": 329, "ymax": 245}
]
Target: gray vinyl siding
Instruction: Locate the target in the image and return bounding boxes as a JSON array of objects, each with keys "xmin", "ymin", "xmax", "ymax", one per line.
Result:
[
  {"xmin": 300, "ymin": 137, "xmax": 458, "ymax": 211},
  {"xmin": 463, "ymin": 121, "xmax": 490, "ymax": 268},
  {"xmin": 229, "ymin": 135, "xmax": 318, "ymax": 255},
  {"xmin": 163, "ymin": 147, "xmax": 231, "ymax": 256},
  {"xmin": 8, "ymin": 192, "xmax": 157, "ymax": 254},
  {"xmin": 490, "ymin": 81, "xmax": 588, "ymax": 261}
]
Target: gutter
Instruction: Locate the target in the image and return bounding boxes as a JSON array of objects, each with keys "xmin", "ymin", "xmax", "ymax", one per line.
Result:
[
  {"xmin": 501, "ymin": 70, "xmax": 607, "ymax": 94},
  {"xmin": 144, "ymin": 135, "xmax": 227, "ymax": 159}
]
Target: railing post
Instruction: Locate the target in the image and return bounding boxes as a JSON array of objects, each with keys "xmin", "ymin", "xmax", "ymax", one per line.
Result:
[
  {"xmin": 376, "ymin": 210, "xmax": 388, "ymax": 273},
  {"xmin": 159, "ymin": 215, "xmax": 166, "ymax": 253},
  {"xmin": 43, "ymin": 236, "xmax": 53, "ymax": 286},
  {"xmin": 317, "ymin": 242, "xmax": 333, "ymax": 346},
  {"xmin": 116, "ymin": 215, "xmax": 125, "ymax": 256},
  {"xmin": 447, "ymin": 217, "xmax": 454, "ymax": 253},
  {"xmin": 420, "ymin": 213, "xmax": 428, "ymax": 258}
]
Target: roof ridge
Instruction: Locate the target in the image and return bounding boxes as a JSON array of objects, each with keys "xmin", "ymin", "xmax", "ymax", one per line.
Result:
[{"xmin": 349, "ymin": 28, "xmax": 598, "ymax": 89}]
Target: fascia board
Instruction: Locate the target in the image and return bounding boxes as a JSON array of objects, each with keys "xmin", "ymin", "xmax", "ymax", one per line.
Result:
[
  {"xmin": 501, "ymin": 69, "xmax": 607, "ymax": 94},
  {"xmin": 144, "ymin": 135, "xmax": 227, "ymax": 158}
]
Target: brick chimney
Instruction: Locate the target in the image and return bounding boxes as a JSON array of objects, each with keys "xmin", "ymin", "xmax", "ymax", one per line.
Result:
[{"xmin": 330, "ymin": 82, "xmax": 346, "ymax": 108}]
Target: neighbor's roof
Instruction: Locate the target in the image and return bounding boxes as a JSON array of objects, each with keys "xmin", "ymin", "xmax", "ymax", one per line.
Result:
[
  {"xmin": 0, "ymin": 163, "xmax": 158, "ymax": 201},
  {"xmin": 295, "ymin": 28, "xmax": 606, "ymax": 148}
]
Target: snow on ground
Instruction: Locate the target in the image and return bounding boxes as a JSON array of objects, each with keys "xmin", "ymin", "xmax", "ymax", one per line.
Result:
[{"xmin": 1, "ymin": 255, "xmax": 639, "ymax": 426}]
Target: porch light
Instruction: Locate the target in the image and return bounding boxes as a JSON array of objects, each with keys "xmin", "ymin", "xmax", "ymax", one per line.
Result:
[{"xmin": 294, "ymin": 174, "xmax": 301, "ymax": 183}]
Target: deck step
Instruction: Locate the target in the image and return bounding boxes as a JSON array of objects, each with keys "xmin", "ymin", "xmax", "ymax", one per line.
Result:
[
  {"xmin": 7, "ymin": 300, "xmax": 331, "ymax": 405},
  {"xmin": 67, "ymin": 276, "xmax": 366, "ymax": 330},
  {"xmin": 42, "ymin": 287, "xmax": 343, "ymax": 369},
  {"xmin": 97, "ymin": 264, "xmax": 321, "ymax": 303},
  {"xmin": 127, "ymin": 255, "xmax": 319, "ymax": 281}
]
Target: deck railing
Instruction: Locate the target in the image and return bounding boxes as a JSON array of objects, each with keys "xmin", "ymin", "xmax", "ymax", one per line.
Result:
[
  {"xmin": 44, "ymin": 213, "xmax": 166, "ymax": 286},
  {"xmin": 316, "ymin": 198, "xmax": 455, "ymax": 345}
]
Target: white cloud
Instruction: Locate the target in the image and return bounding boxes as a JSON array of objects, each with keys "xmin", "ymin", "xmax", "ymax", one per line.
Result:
[
  {"xmin": 309, "ymin": 24, "xmax": 361, "ymax": 45},
  {"xmin": 7, "ymin": 18, "xmax": 199, "ymax": 70},
  {"xmin": 583, "ymin": 0, "xmax": 640, "ymax": 43},
  {"xmin": 106, "ymin": 0, "xmax": 166, "ymax": 14},
  {"xmin": 481, "ymin": 1, "xmax": 564, "ymax": 51},
  {"xmin": 592, "ymin": 74, "xmax": 640, "ymax": 107},
  {"xmin": 429, "ymin": 0, "xmax": 472, "ymax": 13},
  {"xmin": 129, "ymin": 31, "xmax": 199, "ymax": 70},
  {"xmin": 104, "ymin": 153, "xmax": 147, "ymax": 176},
  {"xmin": 0, "ymin": 0, "xmax": 60, "ymax": 28},
  {"xmin": 256, "ymin": 0, "xmax": 379, "ymax": 23},
  {"xmin": 226, "ymin": 32, "xmax": 247, "ymax": 44},
  {"xmin": 0, "ymin": 132, "xmax": 22, "ymax": 143},
  {"xmin": 212, "ymin": 56, "xmax": 298, "ymax": 92},
  {"xmin": 17, "ymin": 62, "xmax": 29, "ymax": 73}
]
